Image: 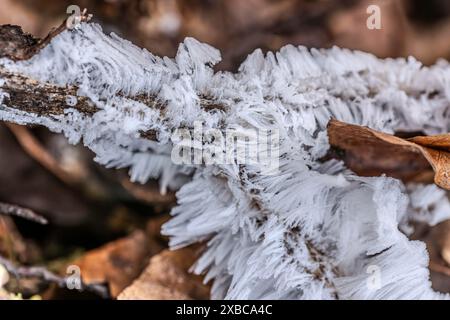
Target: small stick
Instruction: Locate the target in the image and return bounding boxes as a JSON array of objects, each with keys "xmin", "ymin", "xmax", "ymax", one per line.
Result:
[
  {"xmin": 0, "ymin": 202, "xmax": 47, "ymax": 225},
  {"xmin": 0, "ymin": 255, "xmax": 109, "ymax": 298},
  {"xmin": 22, "ymin": 9, "xmax": 93, "ymax": 61}
]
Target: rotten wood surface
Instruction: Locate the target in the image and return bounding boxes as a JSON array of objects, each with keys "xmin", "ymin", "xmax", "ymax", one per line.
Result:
[
  {"xmin": 0, "ymin": 68, "xmax": 98, "ymax": 116},
  {"xmin": 0, "ymin": 22, "xmax": 223, "ymax": 136}
]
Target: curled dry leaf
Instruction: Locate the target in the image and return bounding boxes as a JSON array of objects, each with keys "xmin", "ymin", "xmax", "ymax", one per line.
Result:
[
  {"xmin": 118, "ymin": 246, "xmax": 210, "ymax": 300},
  {"xmin": 327, "ymin": 119, "xmax": 450, "ymax": 190}
]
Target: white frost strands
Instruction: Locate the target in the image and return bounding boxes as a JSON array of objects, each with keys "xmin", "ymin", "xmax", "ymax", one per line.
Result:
[{"xmin": 1, "ymin": 22, "xmax": 450, "ymax": 299}]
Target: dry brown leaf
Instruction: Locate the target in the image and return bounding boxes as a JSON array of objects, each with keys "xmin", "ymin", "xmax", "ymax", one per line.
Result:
[
  {"xmin": 72, "ymin": 230, "xmax": 163, "ymax": 298},
  {"xmin": 118, "ymin": 246, "xmax": 210, "ymax": 300},
  {"xmin": 327, "ymin": 119, "xmax": 450, "ymax": 190}
]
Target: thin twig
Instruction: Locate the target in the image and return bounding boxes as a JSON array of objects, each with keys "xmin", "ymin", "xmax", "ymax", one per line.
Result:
[
  {"xmin": 0, "ymin": 255, "xmax": 109, "ymax": 299},
  {"xmin": 0, "ymin": 202, "xmax": 47, "ymax": 225},
  {"xmin": 21, "ymin": 9, "xmax": 92, "ymax": 61},
  {"xmin": 6, "ymin": 123, "xmax": 80, "ymax": 186}
]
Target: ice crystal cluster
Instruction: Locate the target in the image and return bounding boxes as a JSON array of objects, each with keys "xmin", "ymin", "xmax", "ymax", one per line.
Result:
[{"xmin": 1, "ymin": 23, "xmax": 450, "ymax": 299}]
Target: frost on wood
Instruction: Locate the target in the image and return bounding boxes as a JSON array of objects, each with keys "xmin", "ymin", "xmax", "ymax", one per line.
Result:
[{"xmin": 1, "ymin": 22, "xmax": 450, "ymax": 300}]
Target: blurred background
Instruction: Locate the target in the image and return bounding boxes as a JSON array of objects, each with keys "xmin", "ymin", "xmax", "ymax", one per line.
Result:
[{"xmin": 0, "ymin": 0, "xmax": 450, "ymax": 299}]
